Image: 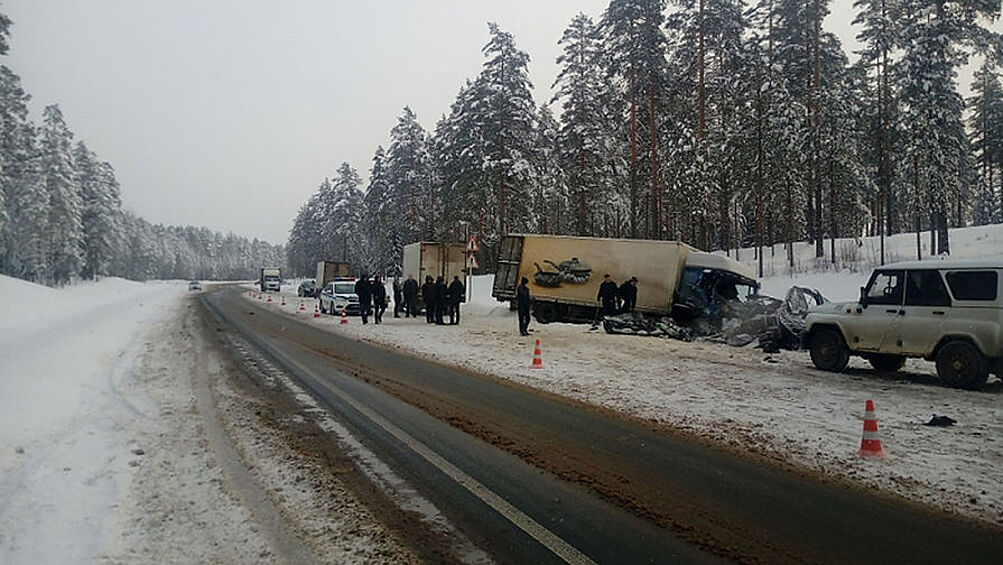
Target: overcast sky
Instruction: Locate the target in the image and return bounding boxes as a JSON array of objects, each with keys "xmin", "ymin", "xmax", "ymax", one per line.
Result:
[{"xmin": 2, "ymin": 1, "xmax": 992, "ymax": 244}]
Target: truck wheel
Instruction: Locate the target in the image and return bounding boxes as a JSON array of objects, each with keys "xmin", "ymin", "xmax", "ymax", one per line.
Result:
[
  {"xmin": 809, "ymin": 329, "xmax": 849, "ymax": 372},
  {"xmin": 936, "ymin": 341, "xmax": 989, "ymax": 390},
  {"xmin": 868, "ymin": 354, "xmax": 905, "ymax": 372},
  {"xmin": 534, "ymin": 302, "xmax": 557, "ymax": 324}
]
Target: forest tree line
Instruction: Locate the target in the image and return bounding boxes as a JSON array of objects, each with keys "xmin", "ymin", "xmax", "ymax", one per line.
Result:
[
  {"xmin": 288, "ymin": 0, "xmax": 1003, "ymax": 278},
  {"xmin": 0, "ymin": 12, "xmax": 285, "ymax": 285}
]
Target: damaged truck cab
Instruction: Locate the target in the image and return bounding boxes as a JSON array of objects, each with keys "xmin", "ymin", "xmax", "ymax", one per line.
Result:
[
  {"xmin": 673, "ymin": 252, "xmax": 760, "ymax": 323},
  {"xmin": 492, "ymin": 234, "xmax": 758, "ymax": 325}
]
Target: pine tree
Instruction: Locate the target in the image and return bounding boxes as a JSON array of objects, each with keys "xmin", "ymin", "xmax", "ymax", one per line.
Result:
[
  {"xmin": 319, "ymin": 163, "xmax": 366, "ymax": 272},
  {"xmin": 600, "ymin": 0, "xmax": 668, "ymax": 238},
  {"xmin": 385, "ymin": 106, "xmax": 435, "ymax": 244},
  {"xmin": 894, "ymin": 0, "xmax": 1002, "ymax": 256},
  {"xmin": 532, "ymin": 105, "xmax": 568, "ymax": 234},
  {"xmin": 968, "ymin": 60, "xmax": 1003, "ymax": 224},
  {"xmin": 39, "ymin": 104, "xmax": 83, "ymax": 284},
  {"xmin": 0, "ymin": 9, "xmax": 10, "ymax": 56},
  {"xmin": 665, "ymin": 0, "xmax": 748, "ymax": 250},
  {"xmin": 364, "ymin": 145, "xmax": 393, "ymax": 274},
  {"xmin": 75, "ymin": 142, "xmax": 123, "ymax": 279},
  {"xmin": 479, "ymin": 23, "xmax": 538, "ymax": 245},
  {"xmin": 853, "ymin": 0, "xmax": 901, "ymax": 262},
  {"xmin": 552, "ymin": 13, "xmax": 612, "ymax": 236},
  {"xmin": 0, "ymin": 64, "xmax": 48, "ymax": 280}
]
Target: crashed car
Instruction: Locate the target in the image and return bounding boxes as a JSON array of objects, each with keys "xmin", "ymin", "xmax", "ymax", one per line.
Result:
[{"xmin": 604, "ymin": 286, "xmax": 827, "ymax": 352}]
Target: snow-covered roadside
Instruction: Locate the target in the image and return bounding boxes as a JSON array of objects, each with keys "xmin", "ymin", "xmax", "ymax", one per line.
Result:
[
  {"xmin": 0, "ymin": 276, "xmax": 184, "ymax": 562},
  {"xmin": 0, "ymin": 276, "xmax": 418, "ymax": 563},
  {"xmin": 251, "ymin": 272, "xmax": 1003, "ymax": 526}
]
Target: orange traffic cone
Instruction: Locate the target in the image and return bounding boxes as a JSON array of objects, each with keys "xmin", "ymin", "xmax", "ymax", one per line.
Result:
[
  {"xmin": 267, "ymin": 294, "xmax": 272, "ymax": 303},
  {"xmin": 281, "ymin": 296, "xmax": 286, "ymax": 306},
  {"xmin": 340, "ymin": 308, "xmax": 349, "ymax": 324},
  {"xmin": 314, "ymin": 303, "xmax": 321, "ymax": 318},
  {"xmin": 299, "ymin": 300, "xmax": 305, "ymax": 312},
  {"xmin": 857, "ymin": 399, "xmax": 884, "ymax": 457},
  {"xmin": 531, "ymin": 339, "xmax": 543, "ymax": 369}
]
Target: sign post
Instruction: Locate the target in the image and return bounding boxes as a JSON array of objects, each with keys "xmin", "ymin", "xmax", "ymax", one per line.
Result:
[{"xmin": 464, "ymin": 230, "xmax": 479, "ymax": 304}]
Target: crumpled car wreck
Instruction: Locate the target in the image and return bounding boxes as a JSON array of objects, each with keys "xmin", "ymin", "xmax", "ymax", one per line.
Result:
[{"xmin": 603, "ymin": 286, "xmax": 827, "ymax": 352}]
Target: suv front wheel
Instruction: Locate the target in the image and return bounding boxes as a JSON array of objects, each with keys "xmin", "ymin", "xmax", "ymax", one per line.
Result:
[
  {"xmin": 809, "ymin": 329, "xmax": 850, "ymax": 372},
  {"xmin": 936, "ymin": 340, "xmax": 989, "ymax": 390}
]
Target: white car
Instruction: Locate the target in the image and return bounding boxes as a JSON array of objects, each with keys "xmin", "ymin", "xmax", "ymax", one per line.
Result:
[
  {"xmin": 318, "ymin": 278, "xmax": 360, "ymax": 315},
  {"xmin": 805, "ymin": 259, "xmax": 1003, "ymax": 390}
]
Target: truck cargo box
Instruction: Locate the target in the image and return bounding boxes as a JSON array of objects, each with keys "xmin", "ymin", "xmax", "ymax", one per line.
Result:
[{"xmin": 493, "ymin": 234, "xmax": 756, "ymax": 324}]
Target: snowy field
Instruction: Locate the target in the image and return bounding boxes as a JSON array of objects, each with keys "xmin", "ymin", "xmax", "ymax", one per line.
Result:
[{"xmin": 251, "ymin": 223, "xmax": 1003, "ymax": 527}]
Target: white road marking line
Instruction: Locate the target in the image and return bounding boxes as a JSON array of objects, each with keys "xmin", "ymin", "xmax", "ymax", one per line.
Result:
[{"xmin": 281, "ymin": 351, "xmax": 597, "ymax": 565}]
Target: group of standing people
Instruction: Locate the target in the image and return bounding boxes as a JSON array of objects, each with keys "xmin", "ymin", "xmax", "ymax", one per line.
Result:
[
  {"xmin": 418, "ymin": 275, "xmax": 466, "ymax": 325},
  {"xmin": 354, "ymin": 275, "xmax": 389, "ymax": 325},
  {"xmin": 596, "ymin": 274, "xmax": 638, "ymax": 316},
  {"xmin": 356, "ymin": 273, "xmax": 466, "ymax": 325}
]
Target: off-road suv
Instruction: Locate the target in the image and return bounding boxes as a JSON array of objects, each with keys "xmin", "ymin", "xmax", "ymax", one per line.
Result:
[{"xmin": 805, "ymin": 260, "xmax": 1003, "ymax": 390}]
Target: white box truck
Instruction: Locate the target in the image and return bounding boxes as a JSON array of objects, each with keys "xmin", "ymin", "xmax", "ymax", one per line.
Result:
[
  {"xmin": 402, "ymin": 242, "xmax": 468, "ymax": 312},
  {"xmin": 315, "ymin": 261, "xmax": 351, "ymax": 290},
  {"xmin": 492, "ymin": 234, "xmax": 758, "ymax": 324},
  {"xmin": 260, "ymin": 268, "xmax": 281, "ymax": 292}
]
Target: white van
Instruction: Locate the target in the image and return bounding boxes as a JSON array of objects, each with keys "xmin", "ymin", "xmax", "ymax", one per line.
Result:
[{"xmin": 805, "ymin": 259, "xmax": 1003, "ymax": 389}]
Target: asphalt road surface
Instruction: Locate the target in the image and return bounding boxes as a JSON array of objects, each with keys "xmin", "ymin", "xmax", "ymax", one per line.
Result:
[{"xmin": 202, "ymin": 287, "xmax": 1003, "ymax": 564}]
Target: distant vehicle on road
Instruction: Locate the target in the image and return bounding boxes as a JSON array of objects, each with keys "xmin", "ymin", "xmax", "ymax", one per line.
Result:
[
  {"xmin": 318, "ymin": 278, "xmax": 360, "ymax": 315},
  {"xmin": 260, "ymin": 268, "xmax": 281, "ymax": 292},
  {"xmin": 188, "ymin": 280, "xmax": 202, "ymax": 292},
  {"xmin": 298, "ymin": 279, "xmax": 317, "ymax": 297},
  {"xmin": 805, "ymin": 259, "xmax": 1003, "ymax": 390}
]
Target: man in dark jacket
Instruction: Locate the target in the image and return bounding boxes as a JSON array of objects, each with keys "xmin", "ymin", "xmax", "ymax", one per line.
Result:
[
  {"xmin": 434, "ymin": 276, "xmax": 448, "ymax": 325},
  {"xmin": 372, "ymin": 276, "xmax": 387, "ymax": 324},
  {"xmin": 355, "ymin": 276, "xmax": 372, "ymax": 324},
  {"xmin": 421, "ymin": 275, "xmax": 436, "ymax": 324},
  {"xmin": 392, "ymin": 277, "xmax": 403, "ymax": 318},
  {"xmin": 403, "ymin": 274, "xmax": 419, "ymax": 318},
  {"xmin": 448, "ymin": 275, "xmax": 465, "ymax": 325},
  {"xmin": 618, "ymin": 276, "xmax": 638, "ymax": 313},
  {"xmin": 597, "ymin": 274, "xmax": 618, "ymax": 316},
  {"xmin": 517, "ymin": 276, "xmax": 531, "ymax": 336}
]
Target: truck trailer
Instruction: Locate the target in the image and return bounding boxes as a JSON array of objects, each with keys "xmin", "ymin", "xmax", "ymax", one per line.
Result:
[
  {"xmin": 492, "ymin": 234, "xmax": 758, "ymax": 324},
  {"xmin": 402, "ymin": 242, "xmax": 468, "ymax": 312},
  {"xmin": 260, "ymin": 268, "xmax": 281, "ymax": 292},
  {"xmin": 402, "ymin": 242, "xmax": 467, "ymax": 283},
  {"xmin": 315, "ymin": 261, "xmax": 351, "ymax": 290}
]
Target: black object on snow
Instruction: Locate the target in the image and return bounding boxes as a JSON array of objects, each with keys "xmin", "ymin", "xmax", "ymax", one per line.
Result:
[{"xmin": 923, "ymin": 415, "xmax": 957, "ymax": 427}]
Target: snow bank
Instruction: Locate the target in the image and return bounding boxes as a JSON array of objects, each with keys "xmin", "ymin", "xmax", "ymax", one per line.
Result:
[{"xmin": 0, "ymin": 276, "xmax": 184, "ymax": 563}]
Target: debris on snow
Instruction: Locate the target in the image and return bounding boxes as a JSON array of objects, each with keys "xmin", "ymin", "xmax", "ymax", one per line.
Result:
[
  {"xmin": 924, "ymin": 415, "xmax": 957, "ymax": 427},
  {"xmin": 602, "ymin": 286, "xmax": 827, "ymax": 352}
]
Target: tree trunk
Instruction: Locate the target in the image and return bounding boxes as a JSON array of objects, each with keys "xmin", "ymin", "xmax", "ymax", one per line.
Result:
[
  {"xmin": 649, "ymin": 89, "xmax": 660, "ymax": 240},
  {"xmin": 629, "ymin": 68, "xmax": 639, "ymax": 238}
]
